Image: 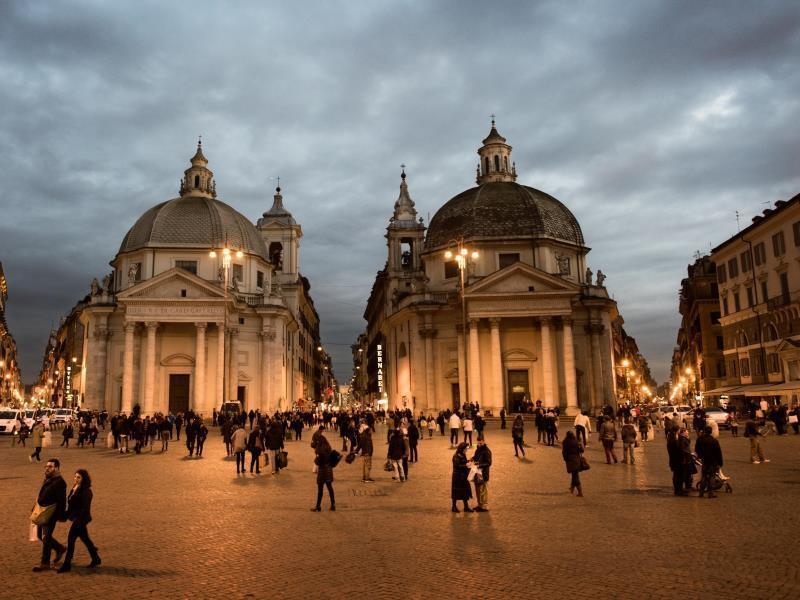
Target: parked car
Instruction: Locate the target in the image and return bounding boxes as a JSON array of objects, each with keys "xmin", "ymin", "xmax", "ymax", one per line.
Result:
[
  {"xmin": 0, "ymin": 409, "xmax": 24, "ymax": 435},
  {"xmin": 704, "ymin": 407, "xmax": 730, "ymax": 429},
  {"xmin": 51, "ymin": 408, "xmax": 75, "ymax": 424},
  {"xmin": 220, "ymin": 401, "xmax": 242, "ymax": 421}
]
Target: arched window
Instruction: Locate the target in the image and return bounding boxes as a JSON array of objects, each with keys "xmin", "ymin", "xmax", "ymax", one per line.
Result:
[
  {"xmin": 484, "ymin": 157, "xmax": 490, "ymax": 174},
  {"xmin": 504, "ymin": 156, "xmax": 509, "ymax": 171},
  {"xmin": 737, "ymin": 330, "xmax": 749, "ymax": 348},
  {"xmin": 494, "ymin": 155, "xmax": 500, "ymax": 171},
  {"xmin": 269, "ymin": 242, "xmax": 283, "ymax": 271},
  {"xmin": 194, "ymin": 175, "xmax": 200, "ymax": 187},
  {"xmin": 764, "ymin": 323, "xmax": 779, "ymax": 342}
]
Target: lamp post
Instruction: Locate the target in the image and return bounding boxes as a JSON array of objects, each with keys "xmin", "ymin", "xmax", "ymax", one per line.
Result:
[
  {"xmin": 210, "ymin": 245, "xmax": 244, "ymax": 408},
  {"xmin": 444, "ymin": 239, "xmax": 479, "ymax": 408}
]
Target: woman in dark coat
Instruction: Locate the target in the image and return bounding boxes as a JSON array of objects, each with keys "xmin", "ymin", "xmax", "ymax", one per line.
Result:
[
  {"xmin": 562, "ymin": 431, "xmax": 584, "ymax": 497},
  {"xmin": 57, "ymin": 469, "xmax": 100, "ymax": 572},
  {"xmin": 312, "ymin": 435, "xmax": 335, "ymax": 512},
  {"xmin": 451, "ymin": 442, "xmax": 473, "ymax": 513}
]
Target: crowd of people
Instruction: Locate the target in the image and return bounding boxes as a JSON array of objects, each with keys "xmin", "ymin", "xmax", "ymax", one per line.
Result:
[{"xmin": 22, "ymin": 397, "xmax": 799, "ymax": 572}]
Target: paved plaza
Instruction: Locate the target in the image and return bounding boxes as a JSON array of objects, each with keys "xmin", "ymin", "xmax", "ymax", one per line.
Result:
[{"xmin": 1, "ymin": 421, "xmax": 799, "ymax": 599}]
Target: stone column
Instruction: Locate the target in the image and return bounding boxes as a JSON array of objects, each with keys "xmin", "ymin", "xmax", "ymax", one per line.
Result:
[
  {"xmin": 121, "ymin": 322, "xmax": 136, "ymax": 414},
  {"xmin": 260, "ymin": 329, "xmax": 274, "ymax": 412},
  {"xmin": 468, "ymin": 318, "xmax": 482, "ymax": 406},
  {"xmin": 588, "ymin": 321, "xmax": 604, "ymax": 409},
  {"xmin": 216, "ymin": 324, "xmax": 225, "ymax": 406},
  {"xmin": 489, "ymin": 318, "xmax": 503, "ymax": 414},
  {"xmin": 420, "ymin": 328, "xmax": 437, "ymax": 411},
  {"xmin": 143, "ymin": 322, "xmax": 158, "ymax": 415},
  {"xmin": 562, "ymin": 318, "xmax": 579, "ymax": 415},
  {"xmin": 456, "ymin": 325, "xmax": 466, "ymax": 409},
  {"xmin": 228, "ymin": 327, "xmax": 239, "ymax": 405},
  {"xmin": 539, "ymin": 317, "xmax": 555, "ymax": 407},
  {"xmin": 90, "ymin": 326, "xmax": 110, "ymax": 410},
  {"xmin": 194, "ymin": 323, "xmax": 206, "ymax": 415}
]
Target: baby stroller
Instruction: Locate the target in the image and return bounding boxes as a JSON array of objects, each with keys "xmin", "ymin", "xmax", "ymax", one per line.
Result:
[{"xmin": 693, "ymin": 456, "xmax": 733, "ymax": 494}]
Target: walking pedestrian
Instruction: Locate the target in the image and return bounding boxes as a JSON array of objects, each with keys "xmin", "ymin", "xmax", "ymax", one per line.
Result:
[
  {"xmin": 667, "ymin": 426, "xmax": 687, "ymax": 496},
  {"xmin": 449, "ymin": 412, "xmax": 461, "ymax": 447},
  {"xmin": 471, "ymin": 435, "xmax": 492, "ymax": 511},
  {"xmin": 311, "ymin": 435, "xmax": 335, "ymax": 511},
  {"xmin": 562, "ymin": 431, "xmax": 584, "ymax": 497},
  {"xmin": 265, "ymin": 420, "xmax": 284, "ymax": 475},
  {"xmin": 196, "ymin": 420, "xmax": 208, "ymax": 457},
  {"xmin": 744, "ymin": 420, "xmax": 769, "ymax": 464},
  {"xmin": 512, "ymin": 415, "xmax": 526, "ymax": 458},
  {"xmin": 231, "ymin": 424, "xmax": 247, "ymax": 474},
  {"xmin": 599, "ymin": 416, "xmax": 619, "ymax": 464},
  {"xmin": 450, "ymin": 442, "xmax": 473, "ymax": 513},
  {"xmin": 500, "ymin": 407, "xmax": 507, "ymax": 430},
  {"xmin": 462, "ymin": 415, "xmax": 474, "ymax": 447},
  {"xmin": 695, "ymin": 426, "xmax": 723, "ymax": 498},
  {"xmin": 574, "ymin": 410, "xmax": 591, "ymax": 447},
  {"xmin": 61, "ymin": 422, "xmax": 73, "ymax": 448},
  {"xmin": 621, "ymin": 418, "xmax": 637, "ymax": 464},
  {"xmin": 57, "ymin": 469, "xmax": 100, "ymax": 572},
  {"xmin": 31, "ymin": 458, "xmax": 67, "ymax": 572},
  {"xmin": 29, "ymin": 420, "xmax": 45, "ymax": 462},
  {"xmin": 247, "ymin": 427, "xmax": 263, "ymax": 474},
  {"xmin": 356, "ymin": 423, "xmax": 374, "ymax": 483},
  {"xmin": 388, "ymin": 428, "xmax": 405, "ymax": 482}
]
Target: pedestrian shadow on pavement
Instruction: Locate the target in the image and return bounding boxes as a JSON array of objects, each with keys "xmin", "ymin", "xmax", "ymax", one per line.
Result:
[
  {"xmin": 617, "ymin": 486, "xmax": 674, "ymax": 496},
  {"xmin": 64, "ymin": 566, "xmax": 177, "ymax": 578}
]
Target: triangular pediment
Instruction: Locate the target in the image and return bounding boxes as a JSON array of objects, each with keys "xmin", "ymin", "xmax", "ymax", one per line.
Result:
[
  {"xmin": 775, "ymin": 339, "xmax": 800, "ymax": 354},
  {"xmin": 117, "ymin": 267, "xmax": 227, "ymax": 300},
  {"xmin": 466, "ymin": 262, "xmax": 579, "ymax": 296}
]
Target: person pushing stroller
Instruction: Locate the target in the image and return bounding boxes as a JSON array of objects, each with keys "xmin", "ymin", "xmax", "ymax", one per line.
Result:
[{"xmin": 694, "ymin": 425, "xmax": 726, "ymax": 498}]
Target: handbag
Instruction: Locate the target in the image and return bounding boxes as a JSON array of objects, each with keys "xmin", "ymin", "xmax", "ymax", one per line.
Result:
[
  {"xmin": 277, "ymin": 451, "xmax": 288, "ymax": 469},
  {"xmin": 30, "ymin": 502, "xmax": 56, "ymax": 526},
  {"xmin": 789, "ymin": 415, "xmax": 798, "ymax": 424},
  {"xmin": 579, "ymin": 456, "xmax": 590, "ymax": 471}
]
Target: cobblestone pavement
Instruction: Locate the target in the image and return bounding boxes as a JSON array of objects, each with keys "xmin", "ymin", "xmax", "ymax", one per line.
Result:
[{"xmin": 1, "ymin": 422, "xmax": 799, "ymax": 599}]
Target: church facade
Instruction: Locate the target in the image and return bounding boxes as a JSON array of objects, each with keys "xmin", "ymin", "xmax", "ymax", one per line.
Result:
[
  {"xmin": 358, "ymin": 123, "xmax": 619, "ymax": 415},
  {"xmin": 60, "ymin": 143, "xmax": 324, "ymax": 415}
]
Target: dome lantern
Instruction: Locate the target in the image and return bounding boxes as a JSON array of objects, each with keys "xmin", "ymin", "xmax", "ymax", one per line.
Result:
[
  {"xmin": 476, "ymin": 116, "xmax": 517, "ymax": 185},
  {"xmin": 179, "ymin": 138, "xmax": 217, "ymax": 198}
]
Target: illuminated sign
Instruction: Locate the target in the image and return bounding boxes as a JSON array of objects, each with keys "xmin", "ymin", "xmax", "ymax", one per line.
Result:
[
  {"xmin": 65, "ymin": 365, "xmax": 73, "ymax": 405},
  {"xmin": 377, "ymin": 344, "xmax": 384, "ymax": 393}
]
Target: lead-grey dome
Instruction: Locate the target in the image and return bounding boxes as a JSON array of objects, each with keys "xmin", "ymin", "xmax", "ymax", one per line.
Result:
[
  {"xmin": 119, "ymin": 195, "xmax": 269, "ymax": 260},
  {"xmin": 424, "ymin": 181, "xmax": 584, "ymax": 250}
]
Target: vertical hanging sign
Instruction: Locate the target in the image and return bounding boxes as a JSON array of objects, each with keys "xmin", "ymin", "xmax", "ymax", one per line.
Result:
[{"xmin": 376, "ymin": 344, "xmax": 384, "ymax": 394}]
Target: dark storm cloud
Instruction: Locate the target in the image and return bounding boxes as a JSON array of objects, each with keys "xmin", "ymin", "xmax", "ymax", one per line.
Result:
[{"xmin": 1, "ymin": 0, "xmax": 799, "ymax": 383}]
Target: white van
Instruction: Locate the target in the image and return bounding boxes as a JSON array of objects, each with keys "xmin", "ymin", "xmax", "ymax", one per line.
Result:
[
  {"xmin": 51, "ymin": 408, "xmax": 75, "ymax": 424},
  {"xmin": 0, "ymin": 409, "xmax": 24, "ymax": 435}
]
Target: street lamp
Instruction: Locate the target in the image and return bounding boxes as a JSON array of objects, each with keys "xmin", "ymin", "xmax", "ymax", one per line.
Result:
[
  {"xmin": 210, "ymin": 243, "xmax": 244, "ymax": 409},
  {"xmin": 444, "ymin": 239, "xmax": 479, "ymax": 408}
]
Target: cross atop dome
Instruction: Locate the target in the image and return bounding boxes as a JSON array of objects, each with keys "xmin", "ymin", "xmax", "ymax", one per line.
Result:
[
  {"xmin": 180, "ymin": 139, "xmax": 216, "ymax": 198},
  {"xmin": 476, "ymin": 117, "xmax": 516, "ymax": 185}
]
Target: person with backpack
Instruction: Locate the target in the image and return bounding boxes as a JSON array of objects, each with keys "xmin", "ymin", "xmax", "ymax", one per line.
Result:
[
  {"xmin": 311, "ymin": 434, "xmax": 336, "ymax": 512},
  {"xmin": 471, "ymin": 435, "xmax": 492, "ymax": 511}
]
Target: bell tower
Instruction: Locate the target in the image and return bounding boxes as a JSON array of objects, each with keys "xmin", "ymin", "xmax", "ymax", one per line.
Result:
[
  {"xmin": 386, "ymin": 167, "xmax": 425, "ymax": 276},
  {"xmin": 476, "ymin": 117, "xmax": 517, "ymax": 185}
]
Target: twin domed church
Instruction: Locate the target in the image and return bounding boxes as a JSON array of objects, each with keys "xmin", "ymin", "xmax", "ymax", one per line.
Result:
[
  {"xmin": 70, "ymin": 142, "xmax": 323, "ymax": 416},
  {"xmin": 357, "ymin": 121, "xmax": 619, "ymax": 415},
  {"xmin": 53, "ymin": 121, "xmax": 621, "ymax": 416}
]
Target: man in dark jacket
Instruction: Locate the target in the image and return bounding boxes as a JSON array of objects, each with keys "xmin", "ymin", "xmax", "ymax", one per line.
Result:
[
  {"xmin": 387, "ymin": 429, "xmax": 406, "ymax": 481},
  {"xmin": 33, "ymin": 458, "xmax": 67, "ymax": 571},
  {"xmin": 471, "ymin": 435, "xmax": 492, "ymax": 512},
  {"xmin": 695, "ymin": 426, "xmax": 724, "ymax": 498},
  {"xmin": 264, "ymin": 420, "xmax": 284, "ymax": 475},
  {"xmin": 356, "ymin": 424, "xmax": 374, "ymax": 482},
  {"xmin": 666, "ymin": 427, "xmax": 687, "ymax": 496}
]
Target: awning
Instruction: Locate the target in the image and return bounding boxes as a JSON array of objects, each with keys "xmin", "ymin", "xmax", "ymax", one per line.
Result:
[{"xmin": 704, "ymin": 385, "xmax": 743, "ymax": 395}]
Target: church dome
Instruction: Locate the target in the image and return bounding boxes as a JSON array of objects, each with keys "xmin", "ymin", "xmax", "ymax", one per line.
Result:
[
  {"xmin": 425, "ymin": 182, "xmax": 584, "ymax": 250},
  {"xmin": 118, "ymin": 196, "xmax": 269, "ymax": 260},
  {"xmin": 117, "ymin": 142, "xmax": 269, "ymax": 261},
  {"xmin": 424, "ymin": 123, "xmax": 584, "ymax": 250}
]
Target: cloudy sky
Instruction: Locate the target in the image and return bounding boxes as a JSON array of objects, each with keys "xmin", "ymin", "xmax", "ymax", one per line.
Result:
[{"xmin": 1, "ymin": 0, "xmax": 799, "ymax": 384}]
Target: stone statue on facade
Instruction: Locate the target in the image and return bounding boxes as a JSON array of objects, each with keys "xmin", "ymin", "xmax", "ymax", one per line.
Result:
[
  {"xmin": 585, "ymin": 267, "xmax": 593, "ymax": 285},
  {"xmin": 127, "ymin": 263, "xmax": 139, "ymax": 284},
  {"xmin": 555, "ymin": 254, "xmax": 570, "ymax": 275},
  {"xmin": 102, "ymin": 273, "xmax": 112, "ymax": 293},
  {"xmin": 596, "ymin": 270, "xmax": 606, "ymax": 287},
  {"xmin": 90, "ymin": 278, "xmax": 100, "ymax": 296}
]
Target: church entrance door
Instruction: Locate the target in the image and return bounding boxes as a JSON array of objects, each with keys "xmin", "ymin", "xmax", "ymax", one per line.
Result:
[
  {"xmin": 507, "ymin": 370, "xmax": 530, "ymax": 413},
  {"xmin": 169, "ymin": 374, "xmax": 190, "ymax": 414}
]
